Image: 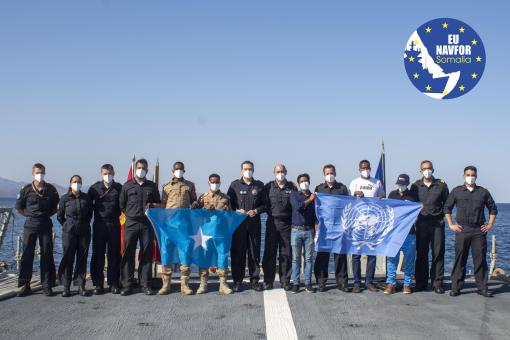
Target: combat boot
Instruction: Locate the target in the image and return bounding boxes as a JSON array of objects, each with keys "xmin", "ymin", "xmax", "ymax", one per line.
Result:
[
  {"xmin": 196, "ymin": 269, "xmax": 209, "ymax": 294},
  {"xmin": 217, "ymin": 269, "xmax": 232, "ymax": 295},
  {"xmin": 180, "ymin": 266, "xmax": 193, "ymax": 296},
  {"xmin": 158, "ymin": 272, "xmax": 172, "ymax": 295}
]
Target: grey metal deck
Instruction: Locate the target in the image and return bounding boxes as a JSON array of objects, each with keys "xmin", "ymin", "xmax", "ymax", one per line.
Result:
[{"xmin": 0, "ymin": 276, "xmax": 509, "ymax": 340}]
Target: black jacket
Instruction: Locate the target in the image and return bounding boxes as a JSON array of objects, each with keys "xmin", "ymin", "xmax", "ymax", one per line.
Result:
[
  {"xmin": 88, "ymin": 181, "xmax": 122, "ymax": 222},
  {"xmin": 57, "ymin": 192, "xmax": 93, "ymax": 231},
  {"xmin": 444, "ymin": 185, "xmax": 498, "ymax": 228},
  {"xmin": 119, "ymin": 179, "xmax": 161, "ymax": 221}
]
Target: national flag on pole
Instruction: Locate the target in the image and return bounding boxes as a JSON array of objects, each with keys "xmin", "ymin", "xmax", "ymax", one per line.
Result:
[
  {"xmin": 375, "ymin": 141, "xmax": 386, "ymax": 197},
  {"xmin": 119, "ymin": 155, "xmax": 135, "ymax": 256}
]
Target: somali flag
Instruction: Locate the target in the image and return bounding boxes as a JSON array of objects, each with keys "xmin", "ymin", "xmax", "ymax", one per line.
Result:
[
  {"xmin": 146, "ymin": 208, "xmax": 246, "ymax": 268},
  {"xmin": 315, "ymin": 193, "xmax": 421, "ymax": 257}
]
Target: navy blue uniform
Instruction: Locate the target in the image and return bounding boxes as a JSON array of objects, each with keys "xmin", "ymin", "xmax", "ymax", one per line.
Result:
[
  {"xmin": 119, "ymin": 179, "xmax": 161, "ymax": 289},
  {"xmin": 262, "ymin": 180, "xmax": 296, "ymax": 286},
  {"xmin": 88, "ymin": 181, "xmax": 122, "ymax": 288},
  {"xmin": 313, "ymin": 182, "xmax": 350, "ymax": 287},
  {"xmin": 410, "ymin": 177, "xmax": 449, "ymax": 290},
  {"xmin": 444, "ymin": 185, "xmax": 498, "ymax": 292},
  {"xmin": 57, "ymin": 192, "xmax": 93, "ymax": 288},
  {"xmin": 15, "ymin": 182, "xmax": 59, "ymax": 288},
  {"xmin": 227, "ymin": 178, "xmax": 267, "ymax": 284}
]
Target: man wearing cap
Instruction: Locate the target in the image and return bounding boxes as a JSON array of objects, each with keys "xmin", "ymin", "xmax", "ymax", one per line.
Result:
[{"xmin": 384, "ymin": 174, "xmax": 419, "ymax": 295}]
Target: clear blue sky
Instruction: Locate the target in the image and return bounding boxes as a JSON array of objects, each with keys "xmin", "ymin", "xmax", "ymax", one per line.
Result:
[{"xmin": 1, "ymin": 1, "xmax": 509, "ymax": 201}]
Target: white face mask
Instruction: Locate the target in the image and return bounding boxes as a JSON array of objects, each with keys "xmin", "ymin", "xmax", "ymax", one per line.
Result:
[
  {"xmin": 275, "ymin": 173, "xmax": 286, "ymax": 181},
  {"xmin": 325, "ymin": 174, "xmax": 335, "ymax": 183},
  {"xmin": 398, "ymin": 185, "xmax": 408, "ymax": 192},
  {"xmin": 136, "ymin": 168, "xmax": 147, "ymax": 179},
  {"xmin": 34, "ymin": 173, "xmax": 45, "ymax": 182},
  {"xmin": 422, "ymin": 169, "xmax": 433, "ymax": 179},
  {"xmin": 243, "ymin": 170, "xmax": 253, "ymax": 180},
  {"xmin": 299, "ymin": 181, "xmax": 310, "ymax": 191},
  {"xmin": 174, "ymin": 169, "xmax": 184, "ymax": 179},
  {"xmin": 71, "ymin": 182, "xmax": 82, "ymax": 192},
  {"xmin": 465, "ymin": 176, "xmax": 476, "ymax": 185},
  {"xmin": 103, "ymin": 174, "xmax": 113, "ymax": 184},
  {"xmin": 361, "ymin": 170, "xmax": 370, "ymax": 178},
  {"xmin": 210, "ymin": 183, "xmax": 220, "ymax": 192}
]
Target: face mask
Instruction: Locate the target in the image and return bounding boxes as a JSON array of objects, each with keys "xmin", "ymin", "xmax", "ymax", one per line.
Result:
[
  {"xmin": 210, "ymin": 183, "xmax": 220, "ymax": 192},
  {"xmin": 361, "ymin": 170, "xmax": 370, "ymax": 178},
  {"xmin": 275, "ymin": 173, "xmax": 286, "ymax": 181},
  {"xmin": 422, "ymin": 169, "xmax": 433, "ymax": 179},
  {"xmin": 465, "ymin": 176, "xmax": 476, "ymax": 185},
  {"xmin": 398, "ymin": 185, "xmax": 408, "ymax": 192},
  {"xmin": 103, "ymin": 174, "xmax": 113, "ymax": 184},
  {"xmin": 136, "ymin": 168, "xmax": 147, "ymax": 179},
  {"xmin": 174, "ymin": 169, "xmax": 184, "ymax": 179},
  {"xmin": 34, "ymin": 173, "xmax": 45, "ymax": 182},
  {"xmin": 299, "ymin": 181, "xmax": 310, "ymax": 191},
  {"xmin": 71, "ymin": 182, "xmax": 82, "ymax": 192},
  {"xmin": 325, "ymin": 174, "xmax": 335, "ymax": 183},
  {"xmin": 243, "ymin": 170, "xmax": 253, "ymax": 179}
]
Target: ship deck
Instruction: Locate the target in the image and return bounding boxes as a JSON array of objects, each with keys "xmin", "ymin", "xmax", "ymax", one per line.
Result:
[{"xmin": 1, "ymin": 275, "xmax": 509, "ymax": 340}]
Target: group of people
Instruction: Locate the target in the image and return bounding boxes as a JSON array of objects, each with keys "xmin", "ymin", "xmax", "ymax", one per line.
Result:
[{"xmin": 15, "ymin": 158, "xmax": 498, "ymax": 298}]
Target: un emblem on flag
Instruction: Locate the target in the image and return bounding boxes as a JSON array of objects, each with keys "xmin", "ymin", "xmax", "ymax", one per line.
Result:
[{"xmin": 341, "ymin": 201, "xmax": 395, "ymax": 250}]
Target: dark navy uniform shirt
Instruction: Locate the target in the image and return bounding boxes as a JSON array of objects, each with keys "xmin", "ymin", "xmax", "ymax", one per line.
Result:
[
  {"xmin": 410, "ymin": 177, "xmax": 449, "ymax": 218},
  {"xmin": 444, "ymin": 185, "xmax": 498, "ymax": 229},
  {"xmin": 314, "ymin": 181, "xmax": 349, "ymax": 196},
  {"xmin": 15, "ymin": 182, "xmax": 59, "ymax": 227},
  {"xmin": 290, "ymin": 191, "xmax": 316, "ymax": 228},
  {"xmin": 57, "ymin": 192, "xmax": 93, "ymax": 231},
  {"xmin": 119, "ymin": 179, "xmax": 161, "ymax": 221},
  {"xmin": 88, "ymin": 181, "xmax": 122, "ymax": 222},
  {"xmin": 227, "ymin": 178, "xmax": 267, "ymax": 221},
  {"xmin": 265, "ymin": 180, "xmax": 296, "ymax": 220},
  {"xmin": 388, "ymin": 189, "xmax": 419, "ymax": 234}
]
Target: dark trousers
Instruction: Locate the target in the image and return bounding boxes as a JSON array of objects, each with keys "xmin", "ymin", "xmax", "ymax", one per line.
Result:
[
  {"xmin": 262, "ymin": 217, "xmax": 292, "ymax": 285},
  {"xmin": 90, "ymin": 220, "xmax": 121, "ymax": 287},
  {"xmin": 58, "ymin": 225, "xmax": 91, "ymax": 287},
  {"xmin": 231, "ymin": 218, "xmax": 261, "ymax": 283},
  {"xmin": 120, "ymin": 219, "xmax": 154, "ymax": 288},
  {"xmin": 314, "ymin": 252, "xmax": 348, "ymax": 286},
  {"xmin": 352, "ymin": 255, "xmax": 376, "ymax": 285},
  {"xmin": 415, "ymin": 217, "xmax": 445, "ymax": 289},
  {"xmin": 18, "ymin": 223, "xmax": 56, "ymax": 288},
  {"xmin": 451, "ymin": 228, "xmax": 488, "ymax": 292}
]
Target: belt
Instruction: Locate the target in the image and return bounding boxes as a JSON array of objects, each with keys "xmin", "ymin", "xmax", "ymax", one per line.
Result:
[{"xmin": 291, "ymin": 225, "xmax": 314, "ymax": 231}]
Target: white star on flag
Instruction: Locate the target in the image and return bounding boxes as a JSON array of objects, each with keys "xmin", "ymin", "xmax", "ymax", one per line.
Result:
[{"xmin": 191, "ymin": 227, "xmax": 212, "ymax": 251}]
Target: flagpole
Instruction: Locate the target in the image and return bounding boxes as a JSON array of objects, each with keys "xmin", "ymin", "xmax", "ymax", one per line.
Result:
[{"xmin": 381, "ymin": 140, "xmax": 386, "ymax": 196}]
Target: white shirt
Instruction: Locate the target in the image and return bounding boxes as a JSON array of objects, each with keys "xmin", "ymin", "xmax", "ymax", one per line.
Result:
[{"xmin": 349, "ymin": 177, "xmax": 385, "ymax": 198}]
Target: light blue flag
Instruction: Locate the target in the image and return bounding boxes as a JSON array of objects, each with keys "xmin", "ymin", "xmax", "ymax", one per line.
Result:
[
  {"xmin": 315, "ymin": 193, "xmax": 421, "ymax": 257},
  {"xmin": 146, "ymin": 208, "xmax": 246, "ymax": 268}
]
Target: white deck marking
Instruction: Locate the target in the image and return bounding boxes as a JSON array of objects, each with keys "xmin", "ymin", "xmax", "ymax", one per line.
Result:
[{"xmin": 263, "ymin": 287, "xmax": 298, "ymax": 340}]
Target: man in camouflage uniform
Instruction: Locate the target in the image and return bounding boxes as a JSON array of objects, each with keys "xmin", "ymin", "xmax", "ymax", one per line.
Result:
[
  {"xmin": 159, "ymin": 161, "xmax": 198, "ymax": 295},
  {"xmin": 196, "ymin": 173, "xmax": 233, "ymax": 295}
]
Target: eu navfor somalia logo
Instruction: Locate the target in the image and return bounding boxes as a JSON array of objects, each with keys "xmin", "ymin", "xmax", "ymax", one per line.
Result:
[{"xmin": 404, "ymin": 18, "xmax": 485, "ymax": 99}]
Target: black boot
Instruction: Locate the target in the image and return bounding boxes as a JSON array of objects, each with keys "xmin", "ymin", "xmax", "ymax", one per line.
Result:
[
  {"xmin": 17, "ymin": 284, "xmax": 32, "ymax": 297},
  {"xmin": 62, "ymin": 287, "xmax": 71, "ymax": 297},
  {"xmin": 79, "ymin": 285, "xmax": 88, "ymax": 297},
  {"xmin": 110, "ymin": 286, "xmax": 121, "ymax": 294},
  {"xmin": 43, "ymin": 287, "xmax": 54, "ymax": 297},
  {"xmin": 93, "ymin": 286, "xmax": 105, "ymax": 295}
]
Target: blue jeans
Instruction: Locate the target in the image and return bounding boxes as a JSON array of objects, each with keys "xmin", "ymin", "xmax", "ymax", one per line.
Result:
[
  {"xmin": 291, "ymin": 229, "xmax": 314, "ymax": 285},
  {"xmin": 386, "ymin": 234, "xmax": 416, "ymax": 287}
]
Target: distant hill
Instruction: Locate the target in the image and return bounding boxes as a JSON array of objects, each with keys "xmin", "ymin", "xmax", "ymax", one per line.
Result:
[{"xmin": 0, "ymin": 177, "xmax": 67, "ymax": 198}]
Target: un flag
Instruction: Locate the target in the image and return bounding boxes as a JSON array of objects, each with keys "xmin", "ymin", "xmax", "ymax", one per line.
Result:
[
  {"xmin": 146, "ymin": 208, "xmax": 246, "ymax": 268},
  {"xmin": 315, "ymin": 193, "xmax": 421, "ymax": 257}
]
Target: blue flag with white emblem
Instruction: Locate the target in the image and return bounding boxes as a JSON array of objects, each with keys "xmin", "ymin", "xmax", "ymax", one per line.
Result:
[
  {"xmin": 146, "ymin": 208, "xmax": 246, "ymax": 267},
  {"xmin": 315, "ymin": 193, "xmax": 421, "ymax": 257}
]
